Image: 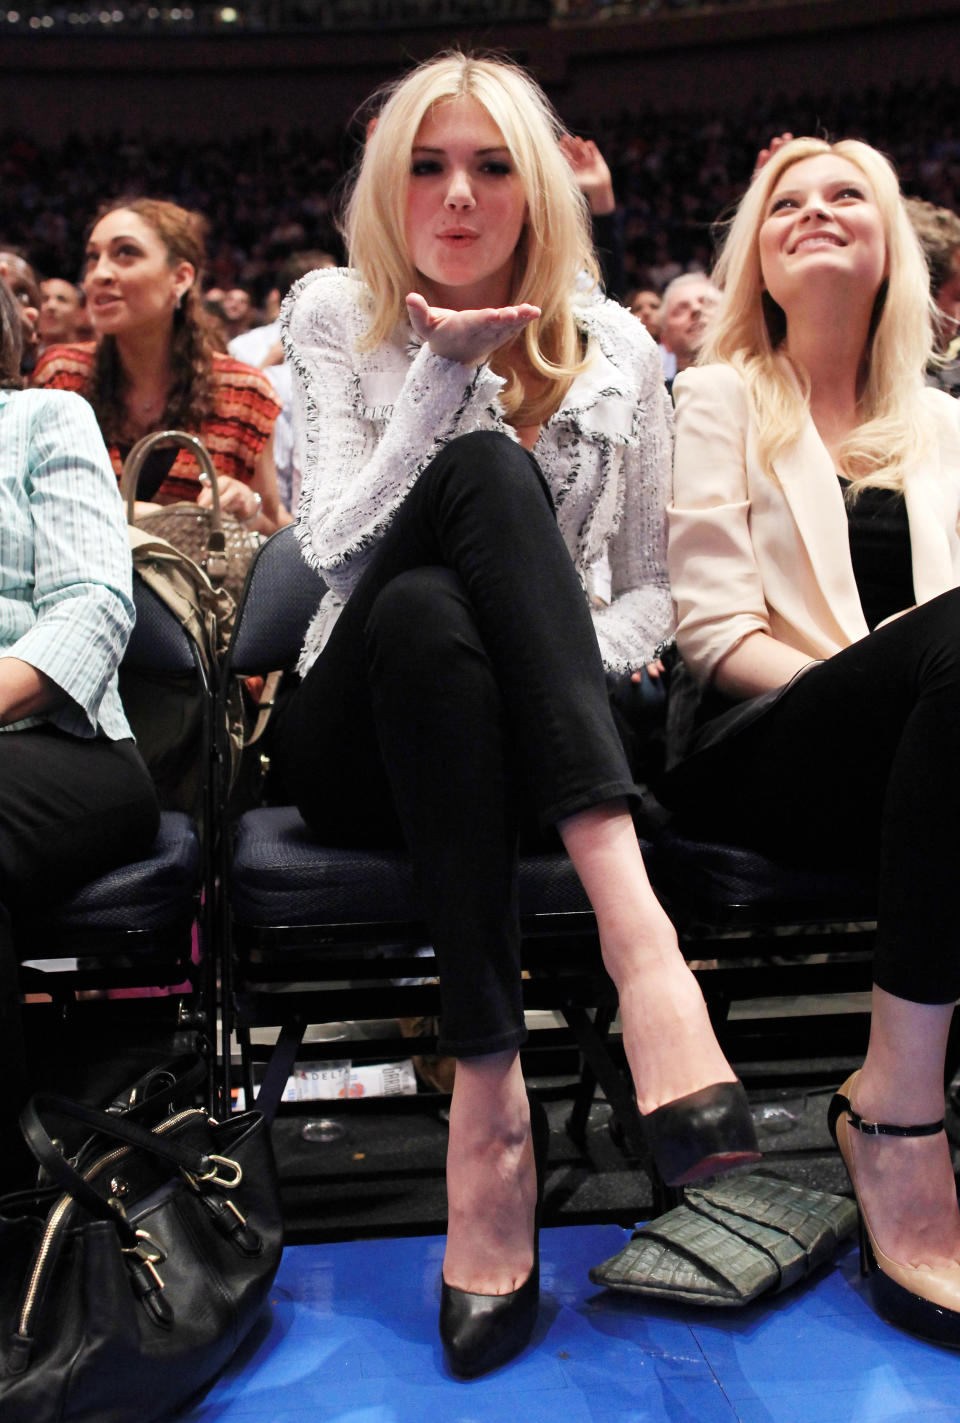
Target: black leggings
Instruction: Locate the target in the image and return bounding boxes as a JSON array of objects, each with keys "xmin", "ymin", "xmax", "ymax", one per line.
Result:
[
  {"xmin": 272, "ymin": 432, "xmax": 640, "ymax": 1057},
  {"xmin": 660, "ymin": 588, "xmax": 960, "ymax": 1006}
]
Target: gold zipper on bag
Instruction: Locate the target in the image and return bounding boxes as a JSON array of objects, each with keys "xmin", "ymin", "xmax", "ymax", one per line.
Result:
[{"xmin": 18, "ymin": 1108, "xmax": 211, "ymax": 1339}]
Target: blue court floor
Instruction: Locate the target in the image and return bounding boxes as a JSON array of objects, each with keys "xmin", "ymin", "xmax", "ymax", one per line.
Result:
[{"xmin": 179, "ymin": 1223, "xmax": 960, "ymax": 1423}]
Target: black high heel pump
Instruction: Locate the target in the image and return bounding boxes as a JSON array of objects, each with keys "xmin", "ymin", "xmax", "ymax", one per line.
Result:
[
  {"xmin": 643, "ymin": 1081, "xmax": 762, "ymax": 1186},
  {"xmin": 829, "ymin": 1070, "xmax": 960, "ymax": 1349},
  {"xmin": 439, "ymin": 1094, "xmax": 549, "ymax": 1379}
]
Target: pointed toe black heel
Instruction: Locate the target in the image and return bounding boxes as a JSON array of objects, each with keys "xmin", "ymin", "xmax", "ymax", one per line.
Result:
[
  {"xmin": 643, "ymin": 1081, "xmax": 762, "ymax": 1187},
  {"xmin": 440, "ymin": 1094, "xmax": 549, "ymax": 1379},
  {"xmin": 829, "ymin": 1071, "xmax": 960, "ymax": 1349}
]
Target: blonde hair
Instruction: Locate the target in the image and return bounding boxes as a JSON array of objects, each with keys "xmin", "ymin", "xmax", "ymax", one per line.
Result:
[
  {"xmin": 343, "ymin": 51, "xmax": 598, "ymax": 424},
  {"xmin": 705, "ymin": 137, "xmax": 935, "ymax": 492}
]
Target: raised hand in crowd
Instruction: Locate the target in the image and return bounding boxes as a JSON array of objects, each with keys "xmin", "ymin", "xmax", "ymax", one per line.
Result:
[
  {"xmin": 559, "ymin": 134, "xmax": 616, "ymax": 215},
  {"xmin": 752, "ymin": 131, "xmax": 795, "ymax": 181}
]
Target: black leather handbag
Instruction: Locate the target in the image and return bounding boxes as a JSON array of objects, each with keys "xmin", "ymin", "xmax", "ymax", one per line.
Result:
[{"xmin": 0, "ymin": 1089, "xmax": 283, "ymax": 1423}]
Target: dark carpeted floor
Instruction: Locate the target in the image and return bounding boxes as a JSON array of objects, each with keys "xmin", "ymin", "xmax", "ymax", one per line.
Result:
[{"xmin": 272, "ymin": 1067, "xmax": 868, "ymax": 1244}]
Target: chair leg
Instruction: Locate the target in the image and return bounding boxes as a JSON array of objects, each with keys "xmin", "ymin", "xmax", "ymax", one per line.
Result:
[
  {"xmin": 0, "ymin": 910, "xmax": 31, "ymax": 1189},
  {"xmin": 219, "ymin": 959, "xmax": 234, "ymax": 1118},
  {"xmin": 567, "ymin": 1002, "xmax": 616, "ymax": 1150},
  {"xmin": 239, "ymin": 1023, "xmax": 255, "ymax": 1110},
  {"xmin": 560, "ymin": 998, "xmax": 686, "ymax": 1217},
  {"xmin": 560, "ymin": 999, "xmax": 647, "ymax": 1158}
]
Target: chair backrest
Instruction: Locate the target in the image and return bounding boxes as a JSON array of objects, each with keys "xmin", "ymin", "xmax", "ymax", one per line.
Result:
[
  {"xmin": 224, "ymin": 524, "xmax": 326, "ymax": 679},
  {"xmin": 125, "ymin": 573, "xmax": 207, "ymax": 678}
]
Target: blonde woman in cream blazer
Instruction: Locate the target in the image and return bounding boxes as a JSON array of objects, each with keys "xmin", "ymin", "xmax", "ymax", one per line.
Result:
[
  {"xmin": 662, "ymin": 135, "xmax": 960, "ymax": 1352},
  {"xmin": 669, "ymin": 360, "xmax": 960, "ymax": 685}
]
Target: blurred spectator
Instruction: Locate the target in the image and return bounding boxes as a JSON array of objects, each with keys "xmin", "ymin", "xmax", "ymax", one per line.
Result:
[
  {"xmin": 221, "ymin": 287, "xmax": 254, "ymax": 341},
  {"xmin": 905, "ymin": 197, "xmax": 960, "ymax": 398},
  {"xmin": 659, "ymin": 272, "xmax": 719, "ymax": 390},
  {"xmin": 38, "ymin": 278, "xmax": 84, "ymax": 352},
  {"xmin": 0, "ymin": 251, "xmax": 41, "ymax": 374},
  {"xmin": 647, "ymin": 237, "xmax": 683, "ymax": 293},
  {"xmin": 264, "ymin": 361, "xmax": 298, "ymax": 511},
  {"xmin": 230, "ymin": 250, "xmax": 336, "ymax": 509},
  {"xmin": 73, "ymin": 293, "xmax": 95, "ymax": 343},
  {"xmin": 203, "ymin": 296, "xmax": 231, "ymax": 352},
  {"xmin": 626, "ymin": 286, "xmax": 663, "ymax": 340},
  {"xmin": 229, "ymin": 249, "xmax": 335, "ymax": 369}
]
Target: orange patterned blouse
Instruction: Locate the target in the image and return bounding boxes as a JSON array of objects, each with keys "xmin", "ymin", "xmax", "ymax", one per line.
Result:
[{"xmin": 32, "ymin": 343, "xmax": 281, "ymax": 504}]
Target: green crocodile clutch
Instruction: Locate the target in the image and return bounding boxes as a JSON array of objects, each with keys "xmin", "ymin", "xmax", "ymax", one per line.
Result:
[{"xmin": 589, "ymin": 1174, "xmax": 857, "ymax": 1307}]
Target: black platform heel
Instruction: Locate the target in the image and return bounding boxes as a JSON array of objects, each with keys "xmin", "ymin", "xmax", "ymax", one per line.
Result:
[
  {"xmin": 829, "ymin": 1070, "xmax": 960, "ymax": 1349},
  {"xmin": 643, "ymin": 1081, "xmax": 762, "ymax": 1186},
  {"xmin": 439, "ymin": 1093, "xmax": 549, "ymax": 1379}
]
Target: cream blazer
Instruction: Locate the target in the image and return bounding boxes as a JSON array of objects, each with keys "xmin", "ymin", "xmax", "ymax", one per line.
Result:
[{"xmin": 668, "ymin": 362, "xmax": 960, "ymax": 684}]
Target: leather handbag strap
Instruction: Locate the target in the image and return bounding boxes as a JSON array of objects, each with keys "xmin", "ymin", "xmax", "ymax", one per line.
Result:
[
  {"xmin": 19, "ymin": 1094, "xmax": 218, "ymax": 1240},
  {"xmin": 120, "ymin": 429, "xmax": 223, "ymax": 529},
  {"xmin": 122, "ymin": 431, "xmax": 232, "ymax": 590},
  {"xmin": 254, "ymin": 1017, "xmax": 305, "ymax": 1126},
  {"xmin": 245, "ymin": 668, "xmax": 284, "ymax": 748},
  {"xmin": 106, "ymin": 1052, "xmax": 208, "ymax": 1119}
]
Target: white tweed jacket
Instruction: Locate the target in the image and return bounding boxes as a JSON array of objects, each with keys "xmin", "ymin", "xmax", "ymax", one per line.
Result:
[{"xmin": 282, "ymin": 266, "xmax": 675, "ymax": 676}]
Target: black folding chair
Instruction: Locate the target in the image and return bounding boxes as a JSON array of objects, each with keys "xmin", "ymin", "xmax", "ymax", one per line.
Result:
[
  {"xmin": 218, "ymin": 526, "xmax": 654, "ymax": 1171},
  {"xmin": 658, "ymin": 828, "xmax": 878, "ymax": 1069}
]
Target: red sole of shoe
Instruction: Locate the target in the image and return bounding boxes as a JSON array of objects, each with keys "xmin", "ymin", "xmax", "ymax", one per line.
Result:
[{"xmin": 666, "ymin": 1149, "xmax": 764, "ymax": 1187}]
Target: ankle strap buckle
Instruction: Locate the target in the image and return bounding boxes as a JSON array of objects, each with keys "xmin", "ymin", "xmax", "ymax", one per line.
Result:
[{"xmin": 848, "ymin": 1107, "xmax": 944, "ymax": 1138}]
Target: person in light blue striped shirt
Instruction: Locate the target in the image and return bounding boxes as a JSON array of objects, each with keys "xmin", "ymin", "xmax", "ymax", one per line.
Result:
[{"xmin": 0, "ymin": 276, "xmax": 159, "ymax": 1190}]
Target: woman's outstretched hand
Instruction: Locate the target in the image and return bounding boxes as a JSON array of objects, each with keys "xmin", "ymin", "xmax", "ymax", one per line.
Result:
[{"xmin": 406, "ymin": 292, "xmax": 541, "ymax": 368}]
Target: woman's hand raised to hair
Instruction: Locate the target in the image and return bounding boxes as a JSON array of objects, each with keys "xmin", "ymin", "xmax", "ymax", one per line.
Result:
[
  {"xmin": 406, "ymin": 292, "xmax": 541, "ymax": 369},
  {"xmin": 752, "ymin": 132, "xmax": 794, "ymax": 182}
]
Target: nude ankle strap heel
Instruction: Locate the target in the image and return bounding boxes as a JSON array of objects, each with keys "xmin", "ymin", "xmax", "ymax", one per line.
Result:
[{"xmin": 829, "ymin": 1070, "xmax": 960, "ymax": 1349}]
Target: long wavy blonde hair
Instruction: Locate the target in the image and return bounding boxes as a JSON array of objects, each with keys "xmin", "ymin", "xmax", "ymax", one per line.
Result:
[
  {"xmin": 705, "ymin": 137, "xmax": 935, "ymax": 491},
  {"xmin": 343, "ymin": 51, "xmax": 598, "ymax": 426}
]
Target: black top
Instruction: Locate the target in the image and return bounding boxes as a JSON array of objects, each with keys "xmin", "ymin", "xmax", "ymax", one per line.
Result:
[
  {"xmin": 840, "ymin": 479, "xmax": 915, "ymax": 631},
  {"xmin": 116, "ymin": 443, "xmax": 179, "ymax": 502}
]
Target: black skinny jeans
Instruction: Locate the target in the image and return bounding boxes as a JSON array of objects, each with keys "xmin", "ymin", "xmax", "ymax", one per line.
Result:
[
  {"xmin": 660, "ymin": 587, "xmax": 960, "ymax": 1006},
  {"xmin": 272, "ymin": 432, "xmax": 640, "ymax": 1057}
]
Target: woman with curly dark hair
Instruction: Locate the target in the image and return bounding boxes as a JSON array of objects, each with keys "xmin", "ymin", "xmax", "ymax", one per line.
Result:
[{"xmin": 33, "ymin": 198, "xmax": 290, "ymax": 534}]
